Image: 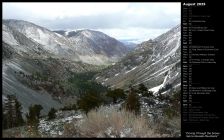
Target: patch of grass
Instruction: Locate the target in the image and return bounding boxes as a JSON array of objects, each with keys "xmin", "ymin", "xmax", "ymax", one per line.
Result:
[
  {"xmin": 68, "ymin": 106, "xmax": 162, "ymax": 137},
  {"xmin": 154, "ymin": 115, "xmax": 181, "ymax": 137}
]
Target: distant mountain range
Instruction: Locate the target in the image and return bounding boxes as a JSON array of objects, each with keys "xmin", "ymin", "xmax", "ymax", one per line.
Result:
[
  {"xmin": 118, "ymin": 39, "xmax": 137, "ymax": 49},
  {"xmin": 3, "ymin": 19, "xmax": 131, "ymax": 65}
]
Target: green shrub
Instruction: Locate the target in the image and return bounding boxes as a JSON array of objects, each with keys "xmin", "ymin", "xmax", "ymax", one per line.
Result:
[
  {"xmin": 138, "ymin": 83, "xmax": 148, "ymax": 94},
  {"xmin": 106, "ymin": 89, "xmax": 126, "ymax": 103},
  {"xmin": 77, "ymin": 91, "xmax": 104, "ymax": 114},
  {"xmin": 26, "ymin": 104, "xmax": 43, "ymax": 126},
  {"xmin": 138, "ymin": 83, "xmax": 153, "ymax": 97},
  {"xmin": 124, "ymin": 87, "xmax": 141, "ymax": 115},
  {"xmin": 48, "ymin": 108, "xmax": 57, "ymax": 120}
]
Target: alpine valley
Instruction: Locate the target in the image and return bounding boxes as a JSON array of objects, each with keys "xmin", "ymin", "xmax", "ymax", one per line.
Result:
[{"xmin": 2, "ymin": 19, "xmax": 181, "ymax": 138}]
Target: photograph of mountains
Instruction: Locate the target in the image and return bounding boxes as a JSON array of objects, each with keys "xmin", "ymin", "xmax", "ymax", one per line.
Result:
[{"xmin": 2, "ymin": 2, "xmax": 181, "ymax": 138}]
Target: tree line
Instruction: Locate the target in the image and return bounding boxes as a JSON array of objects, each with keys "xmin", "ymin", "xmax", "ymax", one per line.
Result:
[
  {"xmin": 3, "ymin": 95, "xmax": 57, "ymax": 130},
  {"xmin": 76, "ymin": 83, "xmax": 153, "ymax": 115}
]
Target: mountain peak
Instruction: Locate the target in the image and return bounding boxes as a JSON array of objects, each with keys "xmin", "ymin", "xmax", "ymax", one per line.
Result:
[
  {"xmin": 3, "ymin": 19, "xmax": 51, "ymax": 33},
  {"xmin": 4, "ymin": 19, "xmax": 131, "ymax": 65}
]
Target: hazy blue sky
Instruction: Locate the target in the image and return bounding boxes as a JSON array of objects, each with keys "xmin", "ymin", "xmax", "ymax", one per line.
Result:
[{"xmin": 3, "ymin": 2, "xmax": 180, "ymax": 43}]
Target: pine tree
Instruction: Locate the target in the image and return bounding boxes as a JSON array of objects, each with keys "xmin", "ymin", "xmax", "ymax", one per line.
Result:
[
  {"xmin": 26, "ymin": 104, "xmax": 43, "ymax": 127},
  {"xmin": 33, "ymin": 104, "xmax": 43, "ymax": 119},
  {"xmin": 48, "ymin": 108, "xmax": 57, "ymax": 120},
  {"xmin": 26, "ymin": 104, "xmax": 43, "ymax": 137},
  {"xmin": 3, "ymin": 95, "xmax": 14, "ymax": 128},
  {"xmin": 125, "ymin": 86, "xmax": 141, "ymax": 115},
  {"xmin": 15, "ymin": 98, "xmax": 25, "ymax": 126},
  {"xmin": 77, "ymin": 90, "xmax": 103, "ymax": 114},
  {"xmin": 3, "ymin": 112, "xmax": 9, "ymax": 129},
  {"xmin": 3, "ymin": 95, "xmax": 24, "ymax": 129},
  {"xmin": 138, "ymin": 83, "xmax": 149, "ymax": 97}
]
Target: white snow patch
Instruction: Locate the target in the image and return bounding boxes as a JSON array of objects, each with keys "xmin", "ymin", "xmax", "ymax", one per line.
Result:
[
  {"xmin": 95, "ymin": 76, "xmax": 100, "ymax": 80},
  {"xmin": 163, "ymin": 57, "xmax": 170, "ymax": 64},
  {"xmin": 58, "ymin": 131, "xmax": 63, "ymax": 135},
  {"xmin": 65, "ymin": 31, "xmax": 70, "ymax": 36},
  {"xmin": 148, "ymin": 84, "xmax": 163, "ymax": 93},
  {"xmin": 174, "ymin": 83, "xmax": 181, "ymax": 88},
  {"xmin": 174, "ymin": 72, "xmax": 179, "ymax": 77},
  {"xmin": 160, "ymin": 91, "xmax": 168, "ymax": 95},
  {"xmin": 162, "ymin": 74, "xmax": 169, "ymax": 85},
  {"xmin": 148, "ymin": 73, "xmax": 169, "ymax": 94},
  {"xmin": 104, "ymin": 78, "xmax": 108, "ymax": 81},
  {"xmin": 55, "ymin": 33, "xmax": 63, "ymax": 38},
  {"xmin": 115, "ymin": 73, "xmax": 120, "ymax": 76},
  {"xmin": 125, "ymin": 66, "xmax": 137, "ymax": 74}
]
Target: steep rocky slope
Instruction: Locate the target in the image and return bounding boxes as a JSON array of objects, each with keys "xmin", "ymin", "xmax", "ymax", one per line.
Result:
[{"xmin": 95, "ymin": 25, "xmax": 181, "ymax": 95}]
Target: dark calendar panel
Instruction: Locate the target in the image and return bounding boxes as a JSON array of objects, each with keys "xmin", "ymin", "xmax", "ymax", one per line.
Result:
[{"xmin": 181, "ymin": 2, "xmax": 223, "ymax": 138}]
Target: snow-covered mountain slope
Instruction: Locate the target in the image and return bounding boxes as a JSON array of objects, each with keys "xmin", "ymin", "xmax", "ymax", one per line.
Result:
[
  {"xmin": 3, "ymin": 20, "xmax": 81, "ymax": 62},
  {"xmin": 68, "ymin": 29, "xmax": 129, "ymax": 56},
  {"xmin": 3, "ymin": 19, "xmax": 70, "ymax": 47},
  {"xmin": 95, "ymin": 25, "xmax": 181, "ymax": 95},
  {"xmin": 54, "ymin": 29, "xmax": 131, "ymax": 65},
  {"xmin": 3, "ymin": 24, "xmax": 53, "ymax": 59},
  {"xmin": 3, "ymin": 19, "xmax": 130, "ymax": 65}
]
